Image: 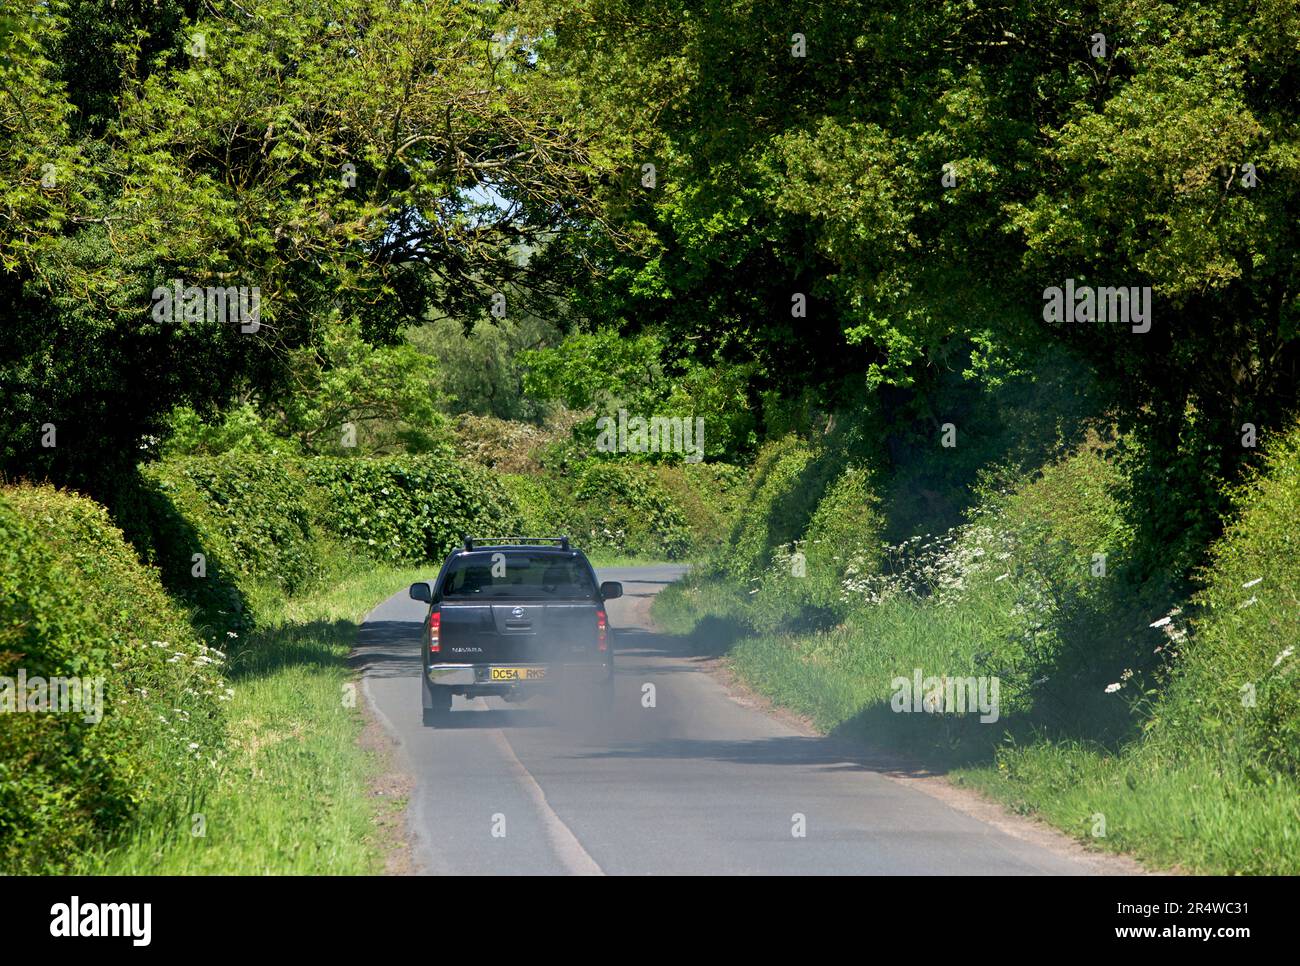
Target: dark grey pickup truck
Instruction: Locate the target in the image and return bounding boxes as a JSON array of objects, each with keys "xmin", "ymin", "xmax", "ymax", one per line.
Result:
[{"xmin": 408, "ymin": 537, "xmax": 622, "ymax": 725}]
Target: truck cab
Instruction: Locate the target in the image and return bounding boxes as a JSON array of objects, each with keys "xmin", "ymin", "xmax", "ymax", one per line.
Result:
[{"xmin": 408, "ymin": 537, "xmax": 622, "ymax": 725}]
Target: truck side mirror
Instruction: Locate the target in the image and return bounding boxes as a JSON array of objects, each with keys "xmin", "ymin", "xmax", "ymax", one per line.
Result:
[
  {"xmin": 599, "ymin": 581, "xmax": 623, "ymax": 600},
  {"xmin": 409, "ymin": 582, "xmax": 432, "ymax": 603}
]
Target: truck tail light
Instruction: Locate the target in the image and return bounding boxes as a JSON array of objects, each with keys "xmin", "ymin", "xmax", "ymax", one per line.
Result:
[
  {"xmin": 596, "ymin": 608, "xmax": 607, "ymax": 652},
  {"xmin": 428, "ymin": 609, "xmax": 440, "ymax": 654}
]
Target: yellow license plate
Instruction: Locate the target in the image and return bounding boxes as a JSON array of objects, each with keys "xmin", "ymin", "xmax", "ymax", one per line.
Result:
[{"xmin": 490, "ymin": 667, "xmax": 547, "ymax": 682}]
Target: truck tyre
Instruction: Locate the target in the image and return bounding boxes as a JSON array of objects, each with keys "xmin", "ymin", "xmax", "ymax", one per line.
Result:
[{"xmin": 422, "ymin": 676, "xmax": 452, "ymax": 725}]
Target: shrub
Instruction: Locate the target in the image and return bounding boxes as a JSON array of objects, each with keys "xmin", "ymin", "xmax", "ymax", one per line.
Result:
[
  {"xmin": 502, "ymin": 461, "xmax": 733, "ymax": 559},
  {"xmin": 0, "ymin": 486, "xmax": 224, "ymax": 873},
  {"xmin": 451, "ymin": 414, "xmax": 559, "ymax": 474},
  {"xmin": 303, "ymin": 455, "xmax": 523, "ymax": 564},
  {"xmin": 498, "ymin": 473, "xmax": 575, "ymax": 537},
  {"xmin": 923, "ymin": 440, "xmax": 1169, "ymax": 738},
  {"xmin": 569, "ymin": 461, "xmax": 694, "ymax": 559},
  {"xmin": 718, "ymin": 436, "xmax": 821, "ymax": 580},
  {"xmin": 136, "ymin": 455, "xmax": 328, "ymax": 631},
  {"xmin": 650, "ymin": 463, "xmax": 746, "ymax": 550},
  {"xmin": 1160, "ymin": 421, "xmax": 1300, "ymax": 774},
  {"xmin": 751, "ymin": 463, "xmax": 885, "ymax": 628}
]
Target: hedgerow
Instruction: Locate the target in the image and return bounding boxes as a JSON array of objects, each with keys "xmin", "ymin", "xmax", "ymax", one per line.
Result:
[
  {"xmin": 0, "ymin": 486, "xmax": 224, "ymax": 873},
  {"xmin": 717, "ymin": 436, "xmax": 821, "ymax": 580},
  {"xmin": 303, "ymin": 456, "xmax": 524, "ymax": 564},
  {"xmin": 500, "ymin": 461, "xmax": 737, "ymax": 559},
  {"xmin": 137, "ymin": 455, "xmax": 328, "ymax": 632},
  {"xmin": 570, "ymin": 461, "xmax": 694, "ymax": 559},
  {"xmin": 1158, "ymin": 420, "xmax": 1300, "ymax": 775}
]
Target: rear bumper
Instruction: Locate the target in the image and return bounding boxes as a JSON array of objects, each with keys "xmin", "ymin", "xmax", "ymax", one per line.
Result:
[{"xmin": 426, "ymin": 662, "xmax": 611, "ymax": 690}]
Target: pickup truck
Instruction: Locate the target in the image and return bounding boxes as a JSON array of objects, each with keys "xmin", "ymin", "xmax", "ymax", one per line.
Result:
[{"xmin": 408, "ymin": 537, "xmax": 623, "ymax": 725}]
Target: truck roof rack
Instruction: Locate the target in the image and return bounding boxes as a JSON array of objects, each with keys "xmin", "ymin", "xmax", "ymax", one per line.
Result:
[{"xmin": 461, "ymin": 534, "xmax": 571, "ymax": 552}]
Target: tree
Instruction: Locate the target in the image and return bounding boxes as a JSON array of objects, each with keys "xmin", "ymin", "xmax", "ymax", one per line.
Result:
[
  {"xmin": 1, "ymin": 0, "xmax": 615, "ymax": 492},
  {"xmin": 528, "ymin": 0, "xmax": 1300, "ymax": 572}
]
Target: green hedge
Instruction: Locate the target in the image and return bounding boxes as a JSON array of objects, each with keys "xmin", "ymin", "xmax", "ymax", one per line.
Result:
[
  {"xmin": 1161, "ymin": 421, "xmax": 1300, "ymax": 774},
  {"xmin": 0, "ymin": 486, "xmax": 225, "ymax": 873},
  {"xmin": 129, "ymin": 452, "xmax": 723, "ymax": 632},
  {"xmin": 134, "ymin": 454, "xmax": 525, "ymax": 623},
  {"xmin": 651, "ymin": 463, "xmax": 746, "ymax": 551},
  {"xmin": 750, "ymin": 463, "xmax": 885, "ymax": 627},
  {"xmin": 136, "ymin": 455, "xmax": 328, "ymax": 632},
  {"xmin": 499, "ymin": 473, "xmax": 575, "ymax": 537},
  {"xmin": 501, "ymin": 460, "xmax": 728, "ymax": 560},
  {"xmin": 303, "ymin": 456, "xmax": 523, "ymax": 564},
  {"xmin": 570, "ymin": 461, "xmax": 694, "ymax": 559},
  {"xmin": 718, "ymin": 436, "xmax": 822, "ymax": 580}
]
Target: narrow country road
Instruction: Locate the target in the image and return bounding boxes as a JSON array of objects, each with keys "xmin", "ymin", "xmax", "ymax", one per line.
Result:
[{"xmin": 355, "ymin": 565, "xmax": 1105, "ymax": 875}]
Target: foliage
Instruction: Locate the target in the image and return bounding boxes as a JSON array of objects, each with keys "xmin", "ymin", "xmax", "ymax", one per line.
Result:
[
  {"xmin": 521, "ymin": 327, "xmax": 665, "ymax": 412},
  {"xmin": 500, "ymin": 460, "xmax": 737, "ymax": 559},
  {"xmin": 649, "ymin": 462, "xmax": 746, "ymax": 550},
  {"xmin": 412, "ymin": 313, "xmax": 561, "ymax": 423},
  {"xmin": 136, "ymin": 455, "xmax": 328, "ymax": 631},
  {"xmin": 72, "ymin": 563, "xmax": 431, "ymax": 874},
  {"xmin": 161, "ymin": 403, "xmax": 303, "ymax": 459},
  {"xmin": 569, "ymin": 461, "xmax": 693, "ymax": 559},
  {"xmin": 451, "ymin": 413, "xmax": 573, "ymax": 474},
  {"xmin": 498, "ymin": 473, "xmax": 576, "ymax": 539},
  {"xmin": 750, "ymin": 464, "xmax": 885, "ymax": 629},
  {"xmin": 0, "ymin": 485, "xmax": 224, "ymax": 873},
  {"xmin": 302, "ymin": 455, "xmax": 522, "ymax": 565},
  {"xmin": 1159, "ymin": 419, "xmax": 1300, "ymax": 775},
  {"xmin": 1, "ymin": 0, "xmax": 614, "ymax": 494},
  {"xmin": 522, "ymin": 326, "xmax": 759, "ymax": 461},
  {"xmin": 274, "ymin": 323, "xmax": 447, "ymax": 455},
  {"xmin": 531, "ymin": 0, "xmax": 1300, "ymax": 575},
  {"xmin": 716, "ymin": 435, "xmax": 820, "ymax": 581}
]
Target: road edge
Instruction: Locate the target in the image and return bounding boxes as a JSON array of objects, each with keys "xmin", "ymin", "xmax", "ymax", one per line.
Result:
[{"xmin": 627, "ymin": 587, "xmax": 1158, "ymax": 877}]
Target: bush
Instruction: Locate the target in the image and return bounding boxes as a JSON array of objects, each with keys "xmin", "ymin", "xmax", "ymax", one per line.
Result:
[
  {"xmin": 569, "ymin": 462, "xmax": 694, "ymax": 559},
  {"xmin": 751, "ymin": 463, "xmax": 885, "ymax": 629},
  {"xmin": 136, "ymin": 455, "xmax": 329, "ymax": 632},
  {"xmin": 1160, "ymin": 421, "xmax": 1300, "ymax": 774},
  {"xmin": 651, "ymin": 463, "xmax": 746, "ymax": 550},
  {"xmin": 957, "ymin": 440, "xmax": 1178, "ymax": 738},
  {"xmin": 0, "ymin": 486, "xmax": 224, "ymax": 873},
  {"xmin": 502, "ymin": 461, "xmax": 736, "ymax": 559},
  {"xmin": 499, "ymin": 473, "xmax": 575, "ymax": 537},
  {"xmin": 718, "ymin": 436, "xmax": 821, "ymax": 580},
  {"xmin": 303, "ymin": 455, "xmax": 523, "ymax": 564},
  {"xmin": 451, "ymin": 414, "xmax": 562, "ymax": 474},
  {"xmin": 698, "ymin": 436, "xmax": 1175, "ymax": 747}
]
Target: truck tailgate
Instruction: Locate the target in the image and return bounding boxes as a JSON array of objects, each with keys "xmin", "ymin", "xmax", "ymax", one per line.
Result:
[{"xmin": 438, "ymin": 601, "xmax": 601, "ymax": 664}]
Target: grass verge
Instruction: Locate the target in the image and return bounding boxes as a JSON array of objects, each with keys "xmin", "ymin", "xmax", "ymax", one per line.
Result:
[
  {"xmin": 651, "ymin": 577, "xmax": 1300, "ymax": 875},
  {"xmin": 71, "ymin": 564, "xmax": 426, "ymax": 874}
]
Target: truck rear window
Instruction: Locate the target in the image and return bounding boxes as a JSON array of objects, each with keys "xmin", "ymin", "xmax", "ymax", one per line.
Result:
[{"xmin": 440, "ymin": 554, "xmax": 597, "ymax": 599}]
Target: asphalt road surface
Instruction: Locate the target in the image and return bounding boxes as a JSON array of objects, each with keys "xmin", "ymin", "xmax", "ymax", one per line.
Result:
[{"xmin": 356, "ymin": 564, "xmax": 1103, "ymax": 875}]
